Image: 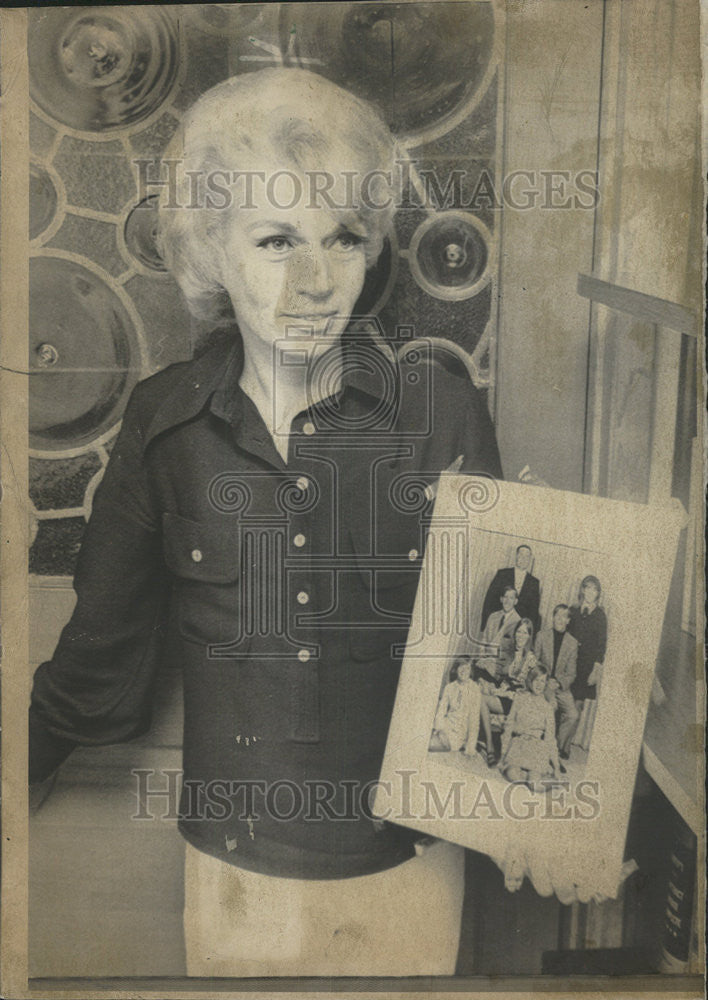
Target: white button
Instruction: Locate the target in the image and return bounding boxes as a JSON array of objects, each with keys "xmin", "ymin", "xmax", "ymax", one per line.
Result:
[
  {"xmin": 303, "ymin": 421, "xmax": 315, "ymax": 436},
  {"xmin": 293, "ymin": 533, "xmax": 306, "ymax": 548},
  {"xmin": 297, "ymin": 591, "xmax": 309, "ymax": 605},
  {"xmin": 408, "ymin": 548, "xmax": 419, "ymax": 561},
  {"xmin": 297, "ymin": 649, "xmax": 311, "ymax": 662},
  {"xmin": 191, "ymin": 549, "xmax": 203, "ymax": 562},
  {"xmin": 296, "ymin": 476, "xmax": 309, "ymax": 492}
]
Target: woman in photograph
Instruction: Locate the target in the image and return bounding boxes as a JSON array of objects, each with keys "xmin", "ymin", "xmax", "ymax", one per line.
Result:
[
  {"xmin": 28, "ymin": 68, "xmax": 504, "ymax": 977},
  {"xmin": 429, "ymin": 656, "xmax": 481, "ymax": 754},
  {"xmin": 499, "ymin": 664, "xmax": 560, "ymax": 791},
  {"xmin": 478, "ymin": 617, "xmax": 537, "ymax": 765},
  {"xmin": 566, "ymin": 574, "xmax": 608, "ymax": 753}
]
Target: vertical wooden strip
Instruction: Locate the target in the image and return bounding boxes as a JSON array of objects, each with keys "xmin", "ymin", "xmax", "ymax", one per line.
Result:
[{"xmin": 0, "ymin": 9, "xmax": 30, "ymax": 998}]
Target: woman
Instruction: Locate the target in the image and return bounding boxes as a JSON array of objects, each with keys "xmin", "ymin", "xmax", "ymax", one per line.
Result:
[
  {"xmin": 429, "ymin": 656, "xmax": 481, "ymax": 754},
  {"xmin": 566, "ymin": 574, "xmax": 608, "ymax": 753},
  {"xmin": 499, "ymin": 664, "xmax": 560, "ymax": 791},
  {"xmin": 478, "ymin": 617, "xmax": 537, "ymax": 765},
  {"xmin": 28, "ymin": 69, "xmax": 503, "ymax": 976}
]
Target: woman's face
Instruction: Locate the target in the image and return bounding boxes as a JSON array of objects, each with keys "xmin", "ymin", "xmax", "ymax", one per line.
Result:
[
  {"xmin": 219, "ymin": 174, "xmax": 368, "ymax": 355},
  {"xmin": 531, "ymin": 674, "xmax": 546, "ymax": 695},
  {"xmin": 582, "ymin": 582, "xmax": 600, "ymax": 605},
  {"xmin": 515, "ymin": 625, "xmax": 530, "ymax": 649},
  {"xmin": 455, "ymin": 660, "xmax": 471, "ymax": 682}
]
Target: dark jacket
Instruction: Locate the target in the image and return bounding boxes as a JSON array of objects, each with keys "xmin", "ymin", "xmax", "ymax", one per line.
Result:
[
  {"xmin": 30, "ymin": 329, "xmax": 502, "ymax": 879},
  {"xmin": 480, "ymin": 567, "xmax": 541, "ymax": 635},
  {"xmin": 568, "ymin": 604, "xmax": 607, "ymax": 701}
]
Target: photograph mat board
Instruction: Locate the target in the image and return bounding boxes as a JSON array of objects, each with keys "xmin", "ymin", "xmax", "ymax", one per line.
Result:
[{"xmin": 376, "ymin": 477, "xmax": 686, "ymax": 898}]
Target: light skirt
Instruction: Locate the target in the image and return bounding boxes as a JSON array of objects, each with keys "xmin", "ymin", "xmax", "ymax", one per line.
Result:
[{"xmin": 184, "ymin": 837, "xmax": 465, "ymax": 977}]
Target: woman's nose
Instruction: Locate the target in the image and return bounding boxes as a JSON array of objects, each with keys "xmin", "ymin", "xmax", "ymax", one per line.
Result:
[{"xmin": 290, "ymin": 247, "xmax": 334, "ymax": 300}]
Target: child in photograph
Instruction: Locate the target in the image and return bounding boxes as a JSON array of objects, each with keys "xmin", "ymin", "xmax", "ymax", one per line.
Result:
[
  {"xmin": 535, "ymin": 603, "xmax": 579, "ymax": 764},
  {"xmin": 499, "ymin": 664, "xmax": 560, "ymax": 790},
  {"xmin": 429, "ymin": 656, "xmax": 481, "ymax": 755},
  {"xmin": 474, "ymin": 585, "xmax": 520, "ymax": 683},
  {"xmin": 477, "ymin": 617, "xmax": 537, "ymax": 765}
]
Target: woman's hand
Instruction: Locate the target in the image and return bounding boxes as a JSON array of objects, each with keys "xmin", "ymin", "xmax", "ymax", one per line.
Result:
[{"xmin": 490, "ymin": 844, "xmax": 638, "ymax": 904}]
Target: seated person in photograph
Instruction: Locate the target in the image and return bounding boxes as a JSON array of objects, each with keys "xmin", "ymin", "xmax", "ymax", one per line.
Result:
[
  {"xmin": 474, "ymin": 585, "xmax": 521, "ymax": 683},
  {"xmin": 429, "ymin": 656, "xmax": 481, "ymax": 755},
  {"xmin": 478, "ymin": 618, "xmax": 537, "ymax": 765},
  {"xmin": 566, "ymin": 575, "xmax": 608, "ymax": 752},
  {"xmin": 499, "ymin": 664, "xmax": 561, "ymax": 791},
  {"xmin": 480, "ymin": 544, "xmax": 541, "ymax": 635},
  {"xmin": 534, "ymin": 603, "xmax": 579, "ymax": 761}
]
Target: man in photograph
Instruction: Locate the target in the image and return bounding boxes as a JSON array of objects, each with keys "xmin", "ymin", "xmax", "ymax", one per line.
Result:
[
  {"xmin": 481, "ymin": 544, "xmax": 541, "ymax": 634},
  {"xmin": 476, "ymin": 585, "xmax": 521, "ymax": 677},
  {"xmin": 535, "ymin": 603, "xmax": 578, "ymax": 761}
]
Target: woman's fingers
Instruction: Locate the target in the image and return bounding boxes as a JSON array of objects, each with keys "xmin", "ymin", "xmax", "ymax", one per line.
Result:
[
  {"xmin": 526, "ymin": 855, "xmax": 554, "ymax": 897},
  {"xmin": 574, "ymin": 881, "xmax": 594, "ymax": 904},
  {"xmin": 504, "ymin": 854, "xmax": 526, "ymax": 893},
  {"xmin": 552, "ymin": 878, "xmax": 578, "ymax": 906},
  {"xmin": 488, "ymin": 845, "xmax": 525, "ymax": 893}
]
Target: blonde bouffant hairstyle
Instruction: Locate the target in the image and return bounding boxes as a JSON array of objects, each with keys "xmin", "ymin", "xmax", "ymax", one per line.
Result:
[{"xmin": 157, "ymin": 68, "xmax": 403, "ymax": 326}]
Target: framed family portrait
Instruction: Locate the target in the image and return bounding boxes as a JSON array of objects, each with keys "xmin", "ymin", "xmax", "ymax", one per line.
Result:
[{"xmin": 0, "ymin": 1, "xmax": 704, "ymax": 997}]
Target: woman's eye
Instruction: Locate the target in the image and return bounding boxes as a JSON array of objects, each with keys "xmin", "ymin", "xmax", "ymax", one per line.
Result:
[
  {"xmin": 335, "ymin": 232, "xmax": 365, "ymax": 250},
  {"xmin": 258, "ymin": 236, "xmax": 292, "ymax": 252}
]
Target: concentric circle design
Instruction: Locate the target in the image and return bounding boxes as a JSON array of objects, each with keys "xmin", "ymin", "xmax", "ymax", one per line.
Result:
[
  {"xmin": 123, "ymin": 195, "xmax": 167, "ymax": 272},
  {"xmin": 29, "ymin": 7, "xmax": 180, "ymax": 134},
  {"xmin": 29, "ymin": 255, "xmax": 142, "ymax": 452},
  {"xmin": 29, "ymin": 163, "xmax": 59, "ymax": 241},
  {"xmin": 280, "ymin": 3, "xmax": 495, "ymax": 144},
  {"xmin": 408, "ymin": 212, "xmax": 493, "ymax": 301}
]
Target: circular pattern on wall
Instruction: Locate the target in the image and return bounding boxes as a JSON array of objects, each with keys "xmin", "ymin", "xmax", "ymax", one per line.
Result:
[
  {"xmin": 408, "ymin": 211, "xmax": 493, "ymax": 301},
  {"xmin": 29, "ymin": 7, "xmax": 180, "ymax": 134},
  {"xmin": 280, "ymin": 2, "xmax": 495, "ymax": 145},
  {"xmin": 30, "ymin": 163, "xmax": 60, "ymax": 241},
  {"xmin": 123, "ymin": 195, "xmax": 167, "ymax": 272},
  {"xmin": 29, "ymin": 254, "xmax": 143, "ymax": 453}
]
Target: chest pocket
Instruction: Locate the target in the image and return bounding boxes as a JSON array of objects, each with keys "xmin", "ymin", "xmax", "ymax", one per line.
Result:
[{"xmin": 162, "ymin": 512, "xmax": 246, "ymax": 650}]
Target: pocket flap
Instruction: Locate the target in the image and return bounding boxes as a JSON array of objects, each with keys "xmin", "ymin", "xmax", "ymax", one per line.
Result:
[{"xmin": 162, "ymin": 512, "xmax": 240, "ymax": 584}]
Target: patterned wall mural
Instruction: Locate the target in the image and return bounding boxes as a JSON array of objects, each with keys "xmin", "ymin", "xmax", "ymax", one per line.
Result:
[{"xmin": 28, "ymin": 2, "xmax": 502, "ymax": 575}]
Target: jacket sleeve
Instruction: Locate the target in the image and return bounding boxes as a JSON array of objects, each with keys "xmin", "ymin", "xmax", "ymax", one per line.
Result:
[
  {"xmin": 595, "ymin": 609, "xmax": 608, "ymax": 664},
  {"xmin": 29, "ymin": 383, "xmax": 168, "ymax": 783}
]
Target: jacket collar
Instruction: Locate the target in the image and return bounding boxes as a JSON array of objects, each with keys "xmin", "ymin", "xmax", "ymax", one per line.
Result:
[{"xmin": 142, "ymin": 323, "xmax": 398, "ymax": 451}]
